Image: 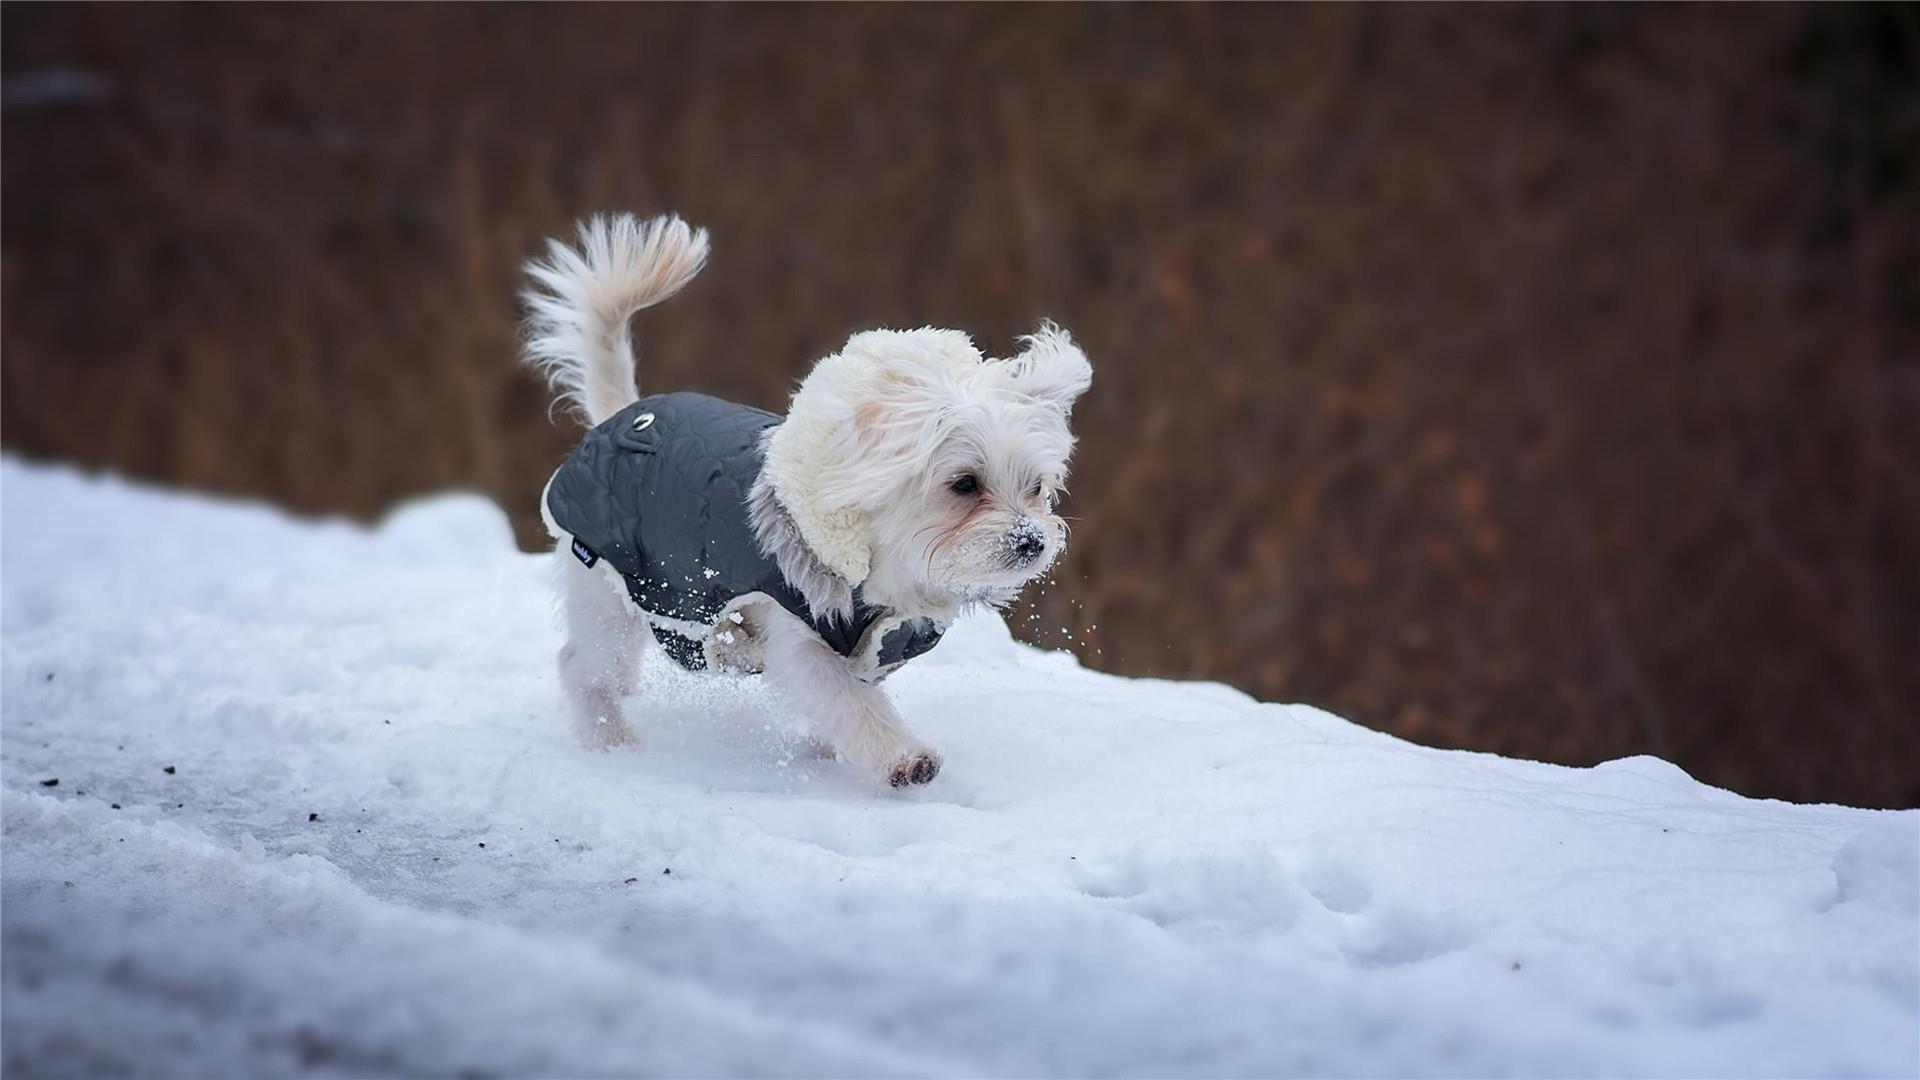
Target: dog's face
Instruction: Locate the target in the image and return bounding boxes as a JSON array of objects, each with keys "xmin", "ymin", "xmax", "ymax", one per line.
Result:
[
  {"xmin": 870, "ymin": 393, "xmax": 1078, "ymax": 597},
  {"xmin": 781, "ymin": 324, "xmax": 1091, "ymax": 609}
]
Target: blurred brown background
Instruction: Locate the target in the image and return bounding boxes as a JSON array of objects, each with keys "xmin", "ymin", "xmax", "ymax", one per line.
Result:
[{"xmin": 4, "ymin": 4, "xmax": 1916, "ymax": 807}]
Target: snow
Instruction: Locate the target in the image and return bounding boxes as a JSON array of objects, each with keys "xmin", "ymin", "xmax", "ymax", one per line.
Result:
[{"xmin": 3, "ymin": 458, "xmax": 1916, "ymax": 1079}]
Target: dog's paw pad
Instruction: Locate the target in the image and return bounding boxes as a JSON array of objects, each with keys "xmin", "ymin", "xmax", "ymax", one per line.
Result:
[{"xmin": 889, "ymin": 754, "xmax": 941, "ymax": 787}]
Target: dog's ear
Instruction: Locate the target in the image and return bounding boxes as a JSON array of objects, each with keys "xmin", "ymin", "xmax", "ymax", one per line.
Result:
[
  {"xmin": 843, "ymin": 328, "xmax": 983, "ymax": 378},
  {"xmin": 1001, "ymin": 322, "xmax": 1092, "ymax": 413},
  {"xmin": 838, "ymin": 328, "xmax": 980, "ymax": 446}
]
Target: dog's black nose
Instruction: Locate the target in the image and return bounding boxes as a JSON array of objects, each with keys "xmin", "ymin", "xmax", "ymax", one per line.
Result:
[{"xmin": 1009, "ymin": 522, "xmax": 1046, "ymax": 563}]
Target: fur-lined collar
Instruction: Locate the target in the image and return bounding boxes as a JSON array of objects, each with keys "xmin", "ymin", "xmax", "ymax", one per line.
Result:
[{"xmin": 746, "ymin": 470, "xmax": 859, "ymax": 621}]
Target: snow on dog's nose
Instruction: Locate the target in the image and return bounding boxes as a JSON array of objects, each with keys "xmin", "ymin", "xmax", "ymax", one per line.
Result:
[{"xmin": 1007, "ymin": 518, "xmax": 1047, "ymax": 564}]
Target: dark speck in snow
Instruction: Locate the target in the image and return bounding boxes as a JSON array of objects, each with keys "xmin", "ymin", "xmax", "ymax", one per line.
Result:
[
  {"xmin": 163, "ymin": 766, "xmax": 176, "ymax": 775},
  {"xmin": 44, "ymin": 672, "xmax": 53, "ymax": 682},
  {"xmin": 478, "ymin": 842, "xmax": 486, "ymax": 848},
  {"xmin": 110, "ymin": 803, "xmax": 121, "ymax": 810},
  {"xmin": 624, "ymin": 877, "xmax": 638, "ymax": 885},
  {"xmin": 39, "ymin": 778, "xmax": 57, "ymax": 788},
  {"xmin": 309, "ymin": 813, "xmax": 320, "ymax": 822},
  {"xmin": 1511, "ymin": 961, "xmax": 1523, "ymax": 971},
  {"xmin": 663, "ymin": 867, "xmax": 671, "ymax": 875}
]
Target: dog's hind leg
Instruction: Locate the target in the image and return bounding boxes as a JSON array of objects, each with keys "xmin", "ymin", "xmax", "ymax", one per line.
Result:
[{"xmin": 554, "ymin": 547, "xmax": 648, "ymax": 749}]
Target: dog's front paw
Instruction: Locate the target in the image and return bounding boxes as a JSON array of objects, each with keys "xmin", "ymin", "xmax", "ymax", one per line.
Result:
[
  {"xmin": 578, "ymin": 713, "xmax": 635, "ymax": 751},
  {"xmin": 888, "ymin": 751, "xmax": 942, "ymax": 787}
]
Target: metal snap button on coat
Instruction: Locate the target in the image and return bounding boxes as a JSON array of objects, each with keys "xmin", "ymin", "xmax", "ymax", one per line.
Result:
[{"xmin": 631, "ymin": 412, "xmax": 656, "ymax": 431}]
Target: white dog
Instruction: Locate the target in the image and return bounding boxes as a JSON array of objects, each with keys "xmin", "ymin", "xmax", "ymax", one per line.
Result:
[{"xmin": 521, "ymin": 214, "xmax": 1090, "ymax": 786}]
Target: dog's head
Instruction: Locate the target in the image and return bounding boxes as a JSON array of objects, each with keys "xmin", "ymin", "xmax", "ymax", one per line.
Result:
[{"xmin": 758, "ymin": 323, "xmax": 1091, "ymax": 616}]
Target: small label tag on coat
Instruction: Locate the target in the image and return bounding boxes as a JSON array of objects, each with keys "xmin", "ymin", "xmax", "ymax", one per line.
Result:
[{"xmin": 570, "ymin": 538, "xmax": 599, "ymax": 568}]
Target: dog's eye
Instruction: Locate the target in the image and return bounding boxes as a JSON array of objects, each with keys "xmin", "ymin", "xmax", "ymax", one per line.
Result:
[
  {"xmin": 1028, "ymin": 481, "xmax": 1045, "ymax": 500},
  {"xmin": 949, "ymin": 474, "xmax": 979, "ymax": 496}
]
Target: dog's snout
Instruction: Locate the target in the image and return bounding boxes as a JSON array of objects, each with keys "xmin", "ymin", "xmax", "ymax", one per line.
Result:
[{"xmin": 1008, "ymin": 519, "xmax": 1047, "ymax": 563}]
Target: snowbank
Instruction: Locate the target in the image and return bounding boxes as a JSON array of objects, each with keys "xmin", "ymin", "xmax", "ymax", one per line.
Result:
[{"xmin": 3, "ymin": 459, "xmax": 1915, "ymax": 1078}]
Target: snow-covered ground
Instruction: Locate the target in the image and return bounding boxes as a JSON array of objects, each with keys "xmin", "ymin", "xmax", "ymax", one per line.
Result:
[{"xmin": 2, "ymin": 457, "xmax": 1915, "ymax": 1079}]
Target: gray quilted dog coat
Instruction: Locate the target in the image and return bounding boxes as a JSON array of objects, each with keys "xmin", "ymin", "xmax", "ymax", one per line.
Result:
[{"xmin": 543, "ymin": 393, "xmax": 946, "ymax": 678}]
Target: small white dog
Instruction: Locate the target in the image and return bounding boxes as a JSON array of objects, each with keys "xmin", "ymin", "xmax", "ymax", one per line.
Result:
[{"xmin": 521, "ymin": 214, "xmax": 1091, "ymax": 786}]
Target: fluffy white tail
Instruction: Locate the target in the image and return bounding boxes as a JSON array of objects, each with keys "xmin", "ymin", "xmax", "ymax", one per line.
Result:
[{"xmin": 521, "ymin": 213, "xmax": 710, "ymax": 426}]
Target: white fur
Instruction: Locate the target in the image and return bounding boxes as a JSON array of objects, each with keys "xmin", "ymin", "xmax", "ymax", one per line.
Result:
[
  {"xmin": 552, "ymin": 545, "xmax": 648, "ymax": 750},
  {"xmin": 521, "ymin": 213, "xmax": 1091, "ymax": 787},
  {"xmin": 522, "ymin": 213, "xmax": 709, "ymax": 425}
]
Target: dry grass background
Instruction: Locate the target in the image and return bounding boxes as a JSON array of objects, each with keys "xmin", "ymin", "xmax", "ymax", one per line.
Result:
[{"xmin": 4, "ymin": 4, "xmax": 1916, "ymax": 807}]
